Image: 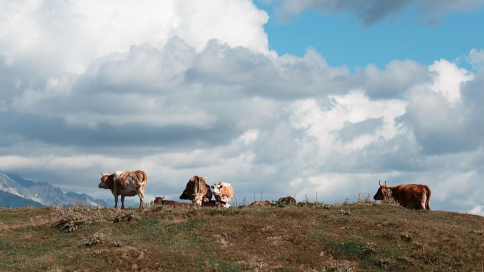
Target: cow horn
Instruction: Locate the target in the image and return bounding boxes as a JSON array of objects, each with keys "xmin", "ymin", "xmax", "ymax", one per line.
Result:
[
  {"xmin": 378, "ymin": 180, "xmax": 381, "ymax": 186},
  {"xmin": 385, "ymin": 180, "xmax": 387, "ymax": 186},
  {"xmin": 100, "ymin": 172, "xmax": 103, "ymax": 176}
]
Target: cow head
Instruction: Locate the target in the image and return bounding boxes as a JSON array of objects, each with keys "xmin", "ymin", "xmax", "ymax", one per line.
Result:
[
  {"xmin": 179, "ymin": 188, "xmax": 189, "ymax": 200},
  {"xmin": 154, "ymin": 196, "xmax": 164, "ymax": 205},
  {"xmin": 373, "ymin": 180, "xmax": 390, "ymax": 200},
  {"xmin": 98, "ymin": 172, "xmax": 114, "ymax": 190},
  {"xmin": 211, "ymin": 182, "xmax": 223, "ymax": 202}
]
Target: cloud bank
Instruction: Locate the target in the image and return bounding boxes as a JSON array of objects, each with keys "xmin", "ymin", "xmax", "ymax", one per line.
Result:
[
  {"xmin": 264, "ymin": 0, "xmax": 484, "ymax": 26},
  {"xmin": 0, "ymin": 0, "xmax": 483, "ymax": 215}
]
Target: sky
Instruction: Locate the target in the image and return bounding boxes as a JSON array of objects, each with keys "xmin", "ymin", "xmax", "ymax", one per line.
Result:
[{"xmin": 0, "ymin": 0, "xmax": 483, "ymax": 214}]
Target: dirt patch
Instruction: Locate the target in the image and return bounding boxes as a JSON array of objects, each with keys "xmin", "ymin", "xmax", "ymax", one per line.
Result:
[{"xmin": 214, "ymin": 234, "xmax": 229, "ymax": 248}]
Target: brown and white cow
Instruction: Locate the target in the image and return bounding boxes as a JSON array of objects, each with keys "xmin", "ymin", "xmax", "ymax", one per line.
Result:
[
  {"xmin": 179, "ymin": 176, "xmax": 212, "ymax": 206},
  {"xmin": 373, "ymin": 180, "xmax": 431, "ymax": 210},
  {"xmin": 98, "ymin": 170, "xmax": 147, "ymax": 209},
  {"xmin": 211, "ymin": 182, "xmax": 234, "ymax": 208},
  {"xmin": 277, "ymin": 196, "xmax": 296, "ymax": 205},
  {"xmin": 153, "ymin": 196, "xmax": 193, "ymax": 208}
]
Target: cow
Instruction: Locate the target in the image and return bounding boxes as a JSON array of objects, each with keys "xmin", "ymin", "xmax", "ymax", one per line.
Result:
[
  {"xmin": 250, "ymin": 200, "xmax": 272, "ymax": 206},
  {"xmin": 153, "ymin": 196, "xmax": 193, "ymax": 208},
  {"xmin": 277, "ymin": 196, "xmax": 296, "ymax": 205},
  {"xmin": 98, "ymin": 170, "xmax": 147, "ymax": 209},
  {"xmin": 179, "ymin": 176, "xmax": 212, "ymax": 206},
  {"xmin": 373, "ymin": 180, "xmax": 431, "ymax": 210},
  {"xmin": 211, "ymin": 182, "xmax": 234, "ymax": 208},
  {"xmin": 202, "ymin": 200, "xmax": 221, "ymax": 207}
]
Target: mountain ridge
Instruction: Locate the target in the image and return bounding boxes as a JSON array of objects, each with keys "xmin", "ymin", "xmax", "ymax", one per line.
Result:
[{"xmin": 0, "ymin": 171, "xmax": 106, "ymax": 207}]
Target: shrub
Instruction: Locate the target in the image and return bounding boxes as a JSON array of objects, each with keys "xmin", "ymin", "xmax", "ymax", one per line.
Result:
[
  {"xmin": 113, "ymin": 210, "xmax": 139, "ymax": 223},
  {"xmin": 78, "ymin": 232, "xmax": 107, "ymax": 247},
  {"xmin": 50, "ymin": 205, "xmax": 104, "ymax": 232}
]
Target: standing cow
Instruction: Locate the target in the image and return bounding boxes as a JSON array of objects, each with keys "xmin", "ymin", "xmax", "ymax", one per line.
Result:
[
  {"xmin": 179, "ymin": 176, "xmax": 213, "ymax": 206},
  {"xmin": 211, "ymin": 182, "xmax": 234, "ymax": 208},
  {"xmin": 98, "ymin": 170, "xmax": 147, "ymax": 209},
  {"xmin": 373, "ymin": 180, "xmax": 431, "ymax": 210}
]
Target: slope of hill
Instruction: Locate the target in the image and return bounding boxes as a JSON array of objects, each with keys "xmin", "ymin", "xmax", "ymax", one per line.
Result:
[
  {"xmin": 0, "ymin": 190, "xmax": 43, "ymax": 208},
  {"xmin": 0, "ymin": 202, "xmax": 482, "ymax": 271},
  {"xmin": 0, "ymin": 171, "xmax": 106, "ymax": 207}
]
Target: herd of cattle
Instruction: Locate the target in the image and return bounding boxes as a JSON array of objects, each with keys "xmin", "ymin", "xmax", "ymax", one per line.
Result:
[{"xmin": 98, "ymin": 171, "xmax": 432, "ymax": 211}]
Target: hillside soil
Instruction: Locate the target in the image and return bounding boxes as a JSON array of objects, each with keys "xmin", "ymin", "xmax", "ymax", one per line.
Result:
[{"xmin": 0, "ymin": 202, "xmax": 483, "ymax": 271}]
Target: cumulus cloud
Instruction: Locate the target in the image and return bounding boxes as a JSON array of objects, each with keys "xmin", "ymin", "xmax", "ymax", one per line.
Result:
[
  {"xmin": 0, "ymin": 0, "xmax": 269, "ymax": 76},
  {"xmin": 0, "ymin": 0, "xmax": 483, "ymax": 213},
  {"xmin": 264, "ymin": 0, "xmax": 484, "ymax": 26},
  {"xmin": 465, "ymin": 48, "xmax": 484, "ymax": 69}
]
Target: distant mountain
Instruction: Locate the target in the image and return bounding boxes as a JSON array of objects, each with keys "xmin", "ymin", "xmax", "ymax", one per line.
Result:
[
  {"xmin": 0, "ymin": 172, "xmax": 107, "ymax": 207},
  {"xmin": 4, "ymin": 172, "xmax": 36, "ymax": 188},
  {"xmin": 65, "ymin": 192, "xmax": 107, "ymax": 207},
  {"xmin": 0, "ymin": 190, "xmax": 43, "ymax": 208}
]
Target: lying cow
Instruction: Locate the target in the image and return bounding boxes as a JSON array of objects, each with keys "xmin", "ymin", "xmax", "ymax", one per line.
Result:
[
  {"xmin": 153, "ymin": 196, "xmax": 193, "ymax": 208},
  {"xmin": 179, "ymin": 176, "xmax": 213, "ymax": 206},
  {"xmin": 98, "ymin": 170, "xmax": 147, "ymax": 209},
  {"xmin": 373, "ymin": 180, "xmax": 431, "ymax": 210},
  {"xmin": 202, "ymin": 200, "xmax": 222, "ymax": 207},
  {"xmin": 277, "ymin": 196, "xmax": 296, "ymax": 205},
  {"xmin": 250, "ymin": 200, "xmax": 272, "ymax": 206},
  {"xmin": 211, "ymin": 182, "xmax": 234, "ymax": 208}
]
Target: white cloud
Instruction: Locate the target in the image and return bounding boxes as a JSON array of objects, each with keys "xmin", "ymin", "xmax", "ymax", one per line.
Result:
[
  {"xmin": 0, "ymin": 0, "xmax": 484, "ymax": 213},
  {"xmin": 428, "ymin": 59, "xmax": 473, "ymax": 105},
  {"xmin": 470, "ymin": 206, "xmax": 484, "ymax": 216},
  {"xmin": 0, "ymin": 0, "xmax": 269, "ymax": 75},
  {"xmin": 465, "ymin": 48, "xmax": 484, "ymax": 69}
]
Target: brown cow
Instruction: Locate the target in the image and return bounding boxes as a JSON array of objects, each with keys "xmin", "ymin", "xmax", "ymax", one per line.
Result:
[
  {"xmin": 373, "ymin": 180, "xmax": 431, "ymax": 210},
  {"xmin": 211, "ymin": 182, "xmax": 234, "ymax": 208},
  {"xmin": 202, "ymin": 200, "xmax": 222, "ymax": 207},
  {"xmin": 98, "ymin": 170, "xmax": 147, "ymax": 209},
  {"xmin": 250, "ymin": 200, "xmax": 272, "ymax": 206},
  {"xmin": 179, "ymin": 176, "xmax": 212, "ymax": 206},
  {"xmin": 153, "ymin": 196, "xmax": 193, "ymax": 208},
  {"xmin": 277, "ymin": 196, "xmax": 296, "ymax": 205}
]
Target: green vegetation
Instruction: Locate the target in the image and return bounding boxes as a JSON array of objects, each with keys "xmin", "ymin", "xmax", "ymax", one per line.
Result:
[{"xmin": 0, "ymin": 200, "xmax": 483, "ymax": 271}]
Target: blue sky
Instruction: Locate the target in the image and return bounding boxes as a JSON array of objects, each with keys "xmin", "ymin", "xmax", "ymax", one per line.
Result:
[
  {"xmin": 257, "ymin": 1, "xmax": 484, "ymax": 69},
  {"xmin": 0, "ymin": 0, "xmax": 483, "ymax": 215}
]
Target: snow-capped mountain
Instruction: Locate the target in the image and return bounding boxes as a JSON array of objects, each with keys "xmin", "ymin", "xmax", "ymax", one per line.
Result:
[{"xmin": 0, "ymin": 172, "xmax": 107, "ymax": 207}]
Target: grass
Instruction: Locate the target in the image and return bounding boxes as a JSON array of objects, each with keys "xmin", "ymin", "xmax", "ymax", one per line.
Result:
[{"xmin": 0, "ymin": 200, "xmax": 483, "ymax": 272}]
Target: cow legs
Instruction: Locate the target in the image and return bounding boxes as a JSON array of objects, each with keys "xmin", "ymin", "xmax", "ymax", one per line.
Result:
[
  {"xmin": 419, "ymin": 194, "xmax": 427, "ymax": 210},
  {"xmin": 121, "ymin": 195, "xmax": 125, "ymax": 209},
  {"xmin": 138, "ymin": 191, "xmax": 145, "ymax": 209},
  {"xmin": 114, "ymin": 195, "xmax": 119, "ymax": 209}
]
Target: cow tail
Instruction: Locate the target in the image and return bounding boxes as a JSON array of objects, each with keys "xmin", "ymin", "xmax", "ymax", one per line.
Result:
[{"xmin": 425, "ymin": 186, "xmax": 431, "ymax": 210}]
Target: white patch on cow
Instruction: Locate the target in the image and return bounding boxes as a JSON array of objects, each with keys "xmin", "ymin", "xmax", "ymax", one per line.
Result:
[{"xmin": 193, "ymin": 192, "xmax": 204, "ymax": 206}]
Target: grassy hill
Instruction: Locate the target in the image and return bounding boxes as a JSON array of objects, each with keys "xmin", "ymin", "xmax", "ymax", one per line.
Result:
[{"xmin": 0, "ymin": 201, "xmax": 483, "ymax": 272}]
